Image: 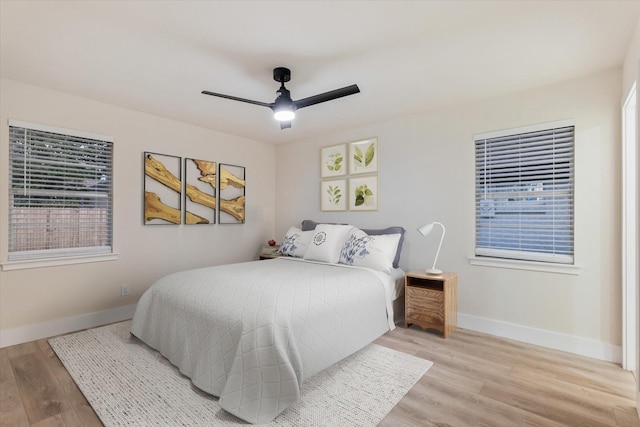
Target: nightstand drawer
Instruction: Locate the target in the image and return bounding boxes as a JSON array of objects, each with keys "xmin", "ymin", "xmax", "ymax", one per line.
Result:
[
  {"xmin": 406, "ymin": 286, "xmax": 443, "ymax": 307},
  {"xmin": 406, "ymin": 287, "xmax": 444, "ymax": 325}
]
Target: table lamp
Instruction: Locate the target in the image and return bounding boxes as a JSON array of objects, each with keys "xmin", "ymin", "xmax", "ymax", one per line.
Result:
[{"xmin": 417, "ymin": 222, "xmax": 446, "ymax": 275}]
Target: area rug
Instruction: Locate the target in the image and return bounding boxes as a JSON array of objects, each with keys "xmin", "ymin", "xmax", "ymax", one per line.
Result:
[{"xmin": 49, "ymin": 321, "xmax": 432, "ymax": 426}]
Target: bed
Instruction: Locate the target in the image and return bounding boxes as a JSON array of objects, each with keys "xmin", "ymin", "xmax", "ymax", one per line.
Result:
[{"xmin": 131, "ymin": 223, "xmax": 405, "ymax": 424}]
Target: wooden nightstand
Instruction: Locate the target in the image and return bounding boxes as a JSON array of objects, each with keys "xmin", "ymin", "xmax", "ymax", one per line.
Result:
[{"xmin": 404, "ymin": 270, "xmax": 458, "ymax": 338}]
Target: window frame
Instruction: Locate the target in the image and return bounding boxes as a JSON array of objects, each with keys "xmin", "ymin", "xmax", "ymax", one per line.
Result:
[
  {"xmin": 2, "ymin": 119, "xmax": 117, "ymax": 271},
  {"xmin": 472, "ymin": 119, "xmax": 577, "ymax": 272}
]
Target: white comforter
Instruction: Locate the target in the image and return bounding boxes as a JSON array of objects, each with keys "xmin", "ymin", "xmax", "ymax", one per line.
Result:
[{"xmin": 130, "ymin": 258, "xmax": 396, "ymax": 424}]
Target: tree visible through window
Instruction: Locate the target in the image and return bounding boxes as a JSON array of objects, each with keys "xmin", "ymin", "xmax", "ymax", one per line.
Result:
[
  {"xmin": 8, "ymin": 121, "xmax": 113, "ymax": 261},
  {"xmin": 474, "ymin": 121, "xmax": 574, "ymax": 264}
]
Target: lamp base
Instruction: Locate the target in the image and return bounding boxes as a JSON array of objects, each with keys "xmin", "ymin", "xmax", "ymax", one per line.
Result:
[{"xmin": 425, "ymin": 268, "xmax": 443, "ymax": 276}]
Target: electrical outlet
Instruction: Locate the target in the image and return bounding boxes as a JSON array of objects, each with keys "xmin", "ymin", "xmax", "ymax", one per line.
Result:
[{"xmin": 121, "ymin": 284, "xmax": 130, "ymax": 297}]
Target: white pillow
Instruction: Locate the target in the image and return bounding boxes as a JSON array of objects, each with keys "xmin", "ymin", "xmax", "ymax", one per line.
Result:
[
  {"xmin": 340, "ymin": 228, "xmax": 401, "ymax": 273},
  {"xmin": 278, "ymin": 227, "xmax": 313, "ymax": 258},
  {"xmin": 304, "ymin": 224, "xmax": 354, "ymax": 263}
]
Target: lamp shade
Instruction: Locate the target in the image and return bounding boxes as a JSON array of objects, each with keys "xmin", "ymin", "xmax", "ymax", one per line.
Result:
[
  {"xmin": 417, "ymin": 221, "xmax": 446, "ymax": 275},
  {"xmin": 417, "ymin": 223, "xmax": 434, "ymax": 236}
]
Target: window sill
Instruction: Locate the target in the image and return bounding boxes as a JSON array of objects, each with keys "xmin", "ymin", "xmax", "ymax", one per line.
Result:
[
  {"xmin": 468, "ymin": 256, "xmax": 581, "ymax": 275},
  {"xmin": 1, "ymin": 253, "xmax": 119, "ymax": 271}
]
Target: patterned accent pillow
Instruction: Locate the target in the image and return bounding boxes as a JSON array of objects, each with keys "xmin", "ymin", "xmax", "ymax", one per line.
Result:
[
  {"xmin": 301, "ymin": 220, "xmax": 405, "ymax": 268},
  {"xmin": 278, "ymin": 227, "xmax": 313, "ymax": 257},
  {"xmin": 303, "ymin": 224, "xmax": 354, "ymax": 263},
  {"xmin": 339, "ymin": 228, "xmax": 401, "ymax": 273},
  {"xmin": 340, "ymin": 229, "xmax": 372, "ymax": 265}
]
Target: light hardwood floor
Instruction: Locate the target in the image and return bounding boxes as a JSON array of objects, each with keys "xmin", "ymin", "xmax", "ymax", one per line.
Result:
[{"xmin": 1, "ymin": 324, "xmax": 638, "ymax": 426}]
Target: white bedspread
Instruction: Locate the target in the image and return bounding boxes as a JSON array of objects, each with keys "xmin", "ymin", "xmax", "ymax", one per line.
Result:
[{"xmin": 130, "ymin": 258, "xmax": 395, "ymax": 424}]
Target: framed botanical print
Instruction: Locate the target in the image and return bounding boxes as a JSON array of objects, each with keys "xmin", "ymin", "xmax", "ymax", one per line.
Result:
[
  {"xmin": 321, "ymin": 179, "xmax": 347, "ymax": 211},
  {"xmin": 349, "ymin": 175, "xmax": 378, "ymax": 211},
  {"xmin": 143, "ymin": 152, "xmax": 182, "ymax": 224},
  {"xmin": 321, "ymin": 143, "xmax": 347, "ymax": 178},
  {"xmin": 349, "ymin": 137, "xmax": 378, "ymax": 175}
]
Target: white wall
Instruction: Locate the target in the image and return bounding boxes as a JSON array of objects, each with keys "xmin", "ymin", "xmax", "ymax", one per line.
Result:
[
  {"xmin": 623, "ymin": 16, "xmax": 640, "ymax": 99},
  {"xmin": 275, "ymin": 68, "xmax": 622, "ymax": 361},
  {"xmin": 621, "ymin": 13, "xmax": 640, "ymax": 415},
  {"xmin": 0, "ymin": 79, "xmax": 276, "ymax": 343}
]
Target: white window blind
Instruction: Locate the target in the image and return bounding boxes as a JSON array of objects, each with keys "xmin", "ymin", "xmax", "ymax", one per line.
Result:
[
  {"xmin": 475, "ymin": 123, "xmax": 574, "ymax": 264},
  {"xmin": 8, "ymin": 121, "xmax": 113, "ymax": 261}
]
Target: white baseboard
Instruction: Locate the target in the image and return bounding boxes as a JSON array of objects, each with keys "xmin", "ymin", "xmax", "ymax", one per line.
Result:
[
  {"xmin": 0, "ymin": 304, "xmax": 137, "ymax": 348},
  {"xmin": 458, "ymin": 312, "xmax": 622, "ymax": 364}
]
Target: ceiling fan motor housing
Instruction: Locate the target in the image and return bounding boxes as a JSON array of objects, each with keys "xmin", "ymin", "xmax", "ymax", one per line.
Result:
[{"xmin": 273, "ymin": 67, "xmax": 291, "ymax": 83}]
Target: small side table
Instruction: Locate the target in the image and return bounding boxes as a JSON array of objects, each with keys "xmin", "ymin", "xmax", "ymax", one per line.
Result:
[
  {"xmin": 404, "ymin": 270, "xmax": 458, "ymax": 338},
  {"xmin": 259, "ymin": 245, "xmax": 281, "ymax": 260},
  {"xmin": 259, "ymin": 253, "xmax": 281, "ymax": 260}
]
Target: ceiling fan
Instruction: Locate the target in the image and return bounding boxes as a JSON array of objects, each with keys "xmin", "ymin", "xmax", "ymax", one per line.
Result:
[{"xmin": 201, "ymin": 67, "xmax": 360, "ymax": 129}]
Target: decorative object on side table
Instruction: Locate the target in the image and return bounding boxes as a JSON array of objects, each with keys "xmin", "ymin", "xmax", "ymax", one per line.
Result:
[
  {"xmin": 259, "ymin": 241, "xmax": 281, "ymax": 260},
  {"xmin": 404, "ymin": 270, "xmax": 457, "ymax": 338},
  {"xmin": 417, "ymin": 221, "xmax": 446, "ymax": 275}
]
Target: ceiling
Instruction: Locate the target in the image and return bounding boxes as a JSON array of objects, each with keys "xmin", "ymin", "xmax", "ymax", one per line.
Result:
[{"xmin": 1, "ymin": 1, "xmax": 639, "ymax": 145}]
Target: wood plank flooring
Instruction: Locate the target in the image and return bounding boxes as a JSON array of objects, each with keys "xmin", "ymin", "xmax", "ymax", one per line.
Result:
[{"xmin": 0, "ymin": 324, "xmax": 637, "ymax": 426}]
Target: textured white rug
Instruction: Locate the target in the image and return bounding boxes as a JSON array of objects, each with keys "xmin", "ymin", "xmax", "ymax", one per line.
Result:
[{"xmin": 50, "ymin": 321, "xmax": 431, "ymax": 426}]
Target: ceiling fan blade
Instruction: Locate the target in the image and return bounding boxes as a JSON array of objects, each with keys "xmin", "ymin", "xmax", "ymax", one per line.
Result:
[
  {"xmin": 201, "ymin": 90, "xmax": 271, "ymax": 108},
  {"xmin": 280, "ymin": 121, "xmax": 292, "ymax": 130},
  {"xmin": 293, "ymin": 84, "xmax": 360, "ymax": 109}
]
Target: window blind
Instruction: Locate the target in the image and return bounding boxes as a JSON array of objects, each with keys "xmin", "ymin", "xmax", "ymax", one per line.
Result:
[
  {"xmin": 8, "ymin": 122, "xmax": 113, "ymax": 261},
  {"xmin": 475, "ymin": 124, "xmax": 574, "ymax": 264}
]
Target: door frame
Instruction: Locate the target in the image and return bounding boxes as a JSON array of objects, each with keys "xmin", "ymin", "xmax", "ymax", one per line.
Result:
[{"xmin": 622, "ymin": 81, "xmax": 637, "ymax": 372}]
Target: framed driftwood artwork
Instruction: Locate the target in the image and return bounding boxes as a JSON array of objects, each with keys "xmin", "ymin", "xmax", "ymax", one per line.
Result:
[
  {"xmin": 349, "ymin": 175, "xmax": 378, "ymax": 211},
  {"xmin": 320, "ymin": 143, "xmax": 347, "ymax": 178},
  {"xmin": 184, "ymin": 158, "xmax": 217, "ymax": 224},
  {"xmin": 144, "ymin": 152, "xmax": 182, "ymax": 224},
  {"xmin": 349, "ymin": 137, "xmax": 378, "ymax": 175},
  {"xmin": 218, "ymin": 163, "xmax": 246, "ymax": 224},
  {"xmin": 321, "ymin": 179, "xmax": 347, "ymax": 211}
]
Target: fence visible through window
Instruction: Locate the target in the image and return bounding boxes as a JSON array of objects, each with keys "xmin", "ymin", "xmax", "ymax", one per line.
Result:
[{"xmin": 9, "ymin": 207, "xmax": 110, "ymax": 252}]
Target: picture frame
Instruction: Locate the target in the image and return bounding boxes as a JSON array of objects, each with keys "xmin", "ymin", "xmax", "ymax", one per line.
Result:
[
  {"xmin": 184, "ymin": 158, "xmax": 217, "ymax": 225},
  {"xmin": 321, "ymin": 179, "xmax": 347, "ymax": 211},
  {"xmin": 320, "ymin": 143, "xmax": 347, "ymax": 178},
  {"xmin": 349, "ymin": 137, "xmax": 378, "ymax": 175},
  {"xmin": 349, "ymin": 175, "xmax": 378, "ymax": 211},
  {"xmin": 143, "ymin": 152, "xmax": 182, "ymax": 225},
  {"xmin": 218, "ymin": 163, "xmax": 246, "ymax": 224}
]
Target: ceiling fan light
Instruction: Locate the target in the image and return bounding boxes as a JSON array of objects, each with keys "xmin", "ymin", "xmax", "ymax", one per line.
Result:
[{"xmin": 274, "ymin": 109, "xmax": 295, "ymax": 121}]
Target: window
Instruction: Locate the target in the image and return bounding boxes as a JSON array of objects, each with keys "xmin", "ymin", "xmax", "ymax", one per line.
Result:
[
  {"xmin": 8, "ymin": 120, "xmax": 113, "ymax": 262},
  {"xmin": 474, "ymin": 120, "xmax": 574, "ymax": 264}
]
